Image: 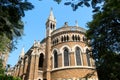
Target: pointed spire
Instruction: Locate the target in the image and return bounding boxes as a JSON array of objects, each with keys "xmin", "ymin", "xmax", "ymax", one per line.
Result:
[
  {"xmin": 20, "ymin": 47, "xmax": 25, "ymax": 57},
  {"xmin": 48, "ymin": 7, "xmax": 55, "ymax": 21},
  {"xmin": 75, "ymin": 20, "xmax": 79, "ymax": 27}
]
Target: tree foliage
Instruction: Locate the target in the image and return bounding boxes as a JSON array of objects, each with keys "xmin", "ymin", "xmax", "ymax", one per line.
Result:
[
  {"xmin": 54, "ymin": 0, "xmax": 104, "ymax": 11},
  {"xmin": 0, "ymin": 0, "xmax": 34, "ymax": 54},
  {"xmin": 86, "ymin": 0, "xmax": 120, "ymax": 79},
  {"xmin": 0, "ymin": 59, "xmax": 5, "ymax": 74},
  {"xmin": 0, "ymin": 74, "xmax": 21, "ymax": 80},
  {"xmin": 0, "ymin": 59, "xmax": 21, "ymax": 80}
]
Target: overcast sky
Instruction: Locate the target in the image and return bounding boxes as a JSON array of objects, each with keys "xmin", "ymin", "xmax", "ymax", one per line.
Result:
[{"xmin": 7, "ymin": 0, "xmax": 93, "ymax": 66}]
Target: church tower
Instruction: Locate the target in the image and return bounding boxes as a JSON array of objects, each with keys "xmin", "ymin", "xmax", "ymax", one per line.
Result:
[
  {"xmin": 46, "ymin": 8, "xmax": 56, "ymax": 37},
  {"xmin": 45, "ymin": 8, "xmax": 56, "ymax": 80}
]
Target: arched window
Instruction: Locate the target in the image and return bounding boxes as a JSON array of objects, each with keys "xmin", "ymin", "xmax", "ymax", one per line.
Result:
[
  {"xmin": 75, "ymin": 47, "xmax": 82, "ymax": 65},
  {"xmin": 54, "ymin": 50, "xmax": 58, "ymax": 68},
  {"xmin": 78, "ymin": 35, "xmax": 80, "ymax": 41},
  {"xmin": 86, "ymin": 49, "xmax": 91, "ymax": 66},
  {"xmin": 39, "ymin": 53, "xmax": 44, "ymax": 68},
  {"xmin": 64, "ymin": 47, "xmax": 69, "ymax": 66},
  {"xmin": 64, "ymin": 36, "xmax": 66, "ymax": 41},
  {"xmin": 50, "ymin": 23, "xmax": 52, "ymax": 29},
  {"xmin": 75, "ymin": 35, "xmax": 77, "ymax": 41},
  {"xmin": 53, "ymin": 24, "xmax": 55, "ymax": 29},
  {"xmin": 67, "ymin": 35, "xmax": 69, "ymax": 41},
  {"xmin": 56, "ymin": 38, "xmax": 58, "ymax": 43},
  {"xmin": 72, "ymin": 35, "xmax": 75, "ymax": 41},
  {"xmin": 61, "ymin": 36, "xmax": 64, "ymax": 42}
]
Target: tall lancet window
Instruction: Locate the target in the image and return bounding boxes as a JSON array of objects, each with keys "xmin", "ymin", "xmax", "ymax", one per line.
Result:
[
  {"xmin": 54, "ymin": 50, "xmax": 58, "ymax": 68},
  {"xmin": 39, "ymin": 53, "xmax": 44, "ymax": 68},
  {"xmin": 86, "ymin": 49, "xmax": 91, "ymax": 66},
  {"xmin": 75, "ymin": 47, "xmax": 82, "ymax": 65},
  {"xmin": 64, "ymin": 47, "xmax": 69, "ymax": 66}
]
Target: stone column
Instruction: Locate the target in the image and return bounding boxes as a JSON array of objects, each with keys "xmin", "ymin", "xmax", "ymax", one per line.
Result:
[
  {"xmin": 34, "ymin": 54, "xmax": 39, "ymax": 79},
  {"xmin": 28, "ymin": 54, "xmax": 36, "ymax": 80},
  {"xmin": 16, "ymin": 65, "xmax": 19, "ymax": 77},
  {"xmin": 23, "ymin": 58, "xmax": 28, "ymax": 80},
  {"xmin": 19, "ymin": 60, "xmax": 24, "ymax": 77},
  {"xmin": 70, "ymin": 52, "xmax": 75, "ymax": 66},
  {"xmin": 82, "ymin": 53, "xmax": 87, "ymax": 66},
  {"xmin": 45, "ymin": 36, "xmax": 51, "ymax": 80},
  {"xmin": 18, "ymin": 63, "xmax": 21, "ymax": 77}
]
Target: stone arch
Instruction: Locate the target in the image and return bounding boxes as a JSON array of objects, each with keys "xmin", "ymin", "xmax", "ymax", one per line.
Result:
[
  {"xmin": 61, "ymin": 36, "xmax": 64, "ymax": 42},
  {"xmin": 60, "ymin": 45, "xmax": 71, "ymax": 53},
  {"xmin": 75, "ymin": 47, "xmax": 82, "ymax": 66},
  {"xmin": 60, "ymin": 45, "xmax": 71, "ymax": 67},
  {"xmin": 52, "ymin": 48, "xmax": 59, "ymax": 56},
  {"xmin": 72, "ymin": 45, "xmax": 84, "ymax": 66},
  {"xmin": 37, "ymin": 77, "xmax": 43, "ymax": 80},
  {"xmin": 84, "ymin": 46, "xmax": 90, "ymax": 53},
  {"xmin": 84, "ymin": 47, "xmax": 91, "ymax": 66},
  {"xmin": 63, "ymin": 47, "xmax": 70, "ymax": 66},
  {"xmin": 75, "ymin": 35, "xmax": 77, "ymax": 41},
  {"xmin": 66, "ymin": 35, "xmax": 69, "ymax": 41},
  {"xmin": 53, "ymin": 50, "xmax": 58, "ymax": 68},
  {"xmin": 72, "ymin": 35, "xmax": 75, "ymax": 41},
  {"xmin": 51, "ymin": 48, "xmax": 59, "ymax": 68},
  {"xmin": 78, "ymin": 35, "xmax": 80, "ymax": 41},
  {"xmin": 53, "ymin": 24, "xmax": 55, "ymax": 30},
  {"xmin": 38, "ymin": 53, "xmax": 44, "ymax": 68},
  {"xmin": 64, "ymin": 35, "xmax": 66, "ymax": 41},
  {"xmin": 72, "ymin": 45, "xmax": 84, "ymax": 53},
  {"xmin": 50, "ymin": 23, "xmax": 53, "ymax": 29}
]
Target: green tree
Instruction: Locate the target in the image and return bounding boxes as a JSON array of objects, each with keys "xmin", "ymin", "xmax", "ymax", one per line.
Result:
[
  {"xmin": 0, "ymin": 0, "xmax": 34, "ymax": 54},
  {"xmin": 86, "ymin": 0, "xmax": 120, "ymax": 79},
  {"xmin": 0, "ymin": 59, "xmax": 5, "ymax": 74},
  {"xmin": 54, "ymin": 0, "xmax": 103, "ymax": 11}
]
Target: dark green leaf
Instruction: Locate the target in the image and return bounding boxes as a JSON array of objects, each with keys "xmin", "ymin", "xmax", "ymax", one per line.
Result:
[
  {"xmin": 84, "ymin": 1, "xmax": 90, "ymax": 7},
  {"xmin": 64, "ymin": 2, "xmax": 71, "ymax": 5},
  {"xmin": 77, "ymin": 1, "xmax": 84, "ymax": 6}
]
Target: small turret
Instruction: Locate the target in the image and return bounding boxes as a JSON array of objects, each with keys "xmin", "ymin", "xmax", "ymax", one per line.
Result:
[
  {"xmin": 19, "ymin": 47, "xmax": 25, "ymax": 59},
  {"xmin": 46, "ymin": 8, "xmax": 56, "ymax": 37}
]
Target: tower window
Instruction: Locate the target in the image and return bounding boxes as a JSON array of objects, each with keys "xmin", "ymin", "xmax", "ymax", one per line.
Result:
[
  {"xmin": 64, "ymin": 47, "xmax": 69, "ymax": 66},
  {"xmin": 54, "ymin": 50, "xmax": 58, "ymax": 68},
  {"xmin": 50, "ymin": 23, "xmax": 52, "ymax": 29},
  {"xmin": 75, "ymin": 47, "xmax": 82, "ymax": 65},
  {"xmin": 39, "ymin": 53, "xmax": 44, "ymax": 68}
]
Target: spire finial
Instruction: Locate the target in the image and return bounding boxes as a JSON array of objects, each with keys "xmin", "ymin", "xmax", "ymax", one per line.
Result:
[
  {"xmin": 51, "ymin": 7, "xmax": 53, "ymax": 11},
  {"xmin": 20, "ymin": 46, "xmax": 25, "ymax": 58},
  {"xmin": 75, "ymin": 20, "xmax": 78, "ymax": 27},
  {"xmin": 48, "ymin": 7, "xmax": 55, "ymax": 21}
]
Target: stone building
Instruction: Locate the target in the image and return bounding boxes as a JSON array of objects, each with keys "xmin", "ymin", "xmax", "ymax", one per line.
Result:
[{"xmin": 12, "ymin": 9, "xmax": 98, "ymax": 80}]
